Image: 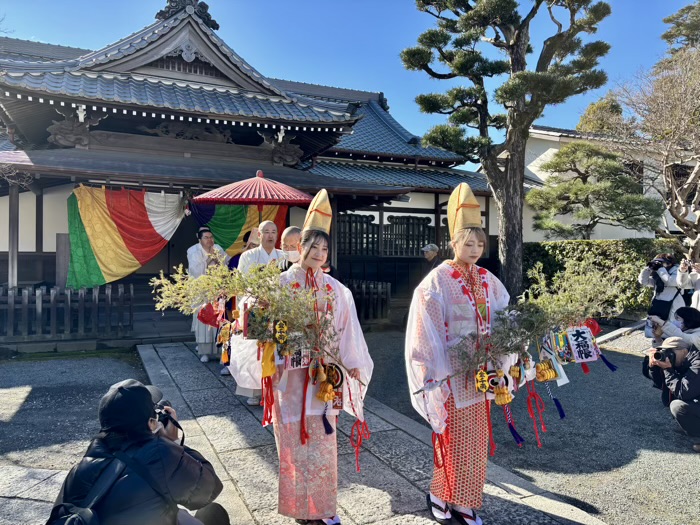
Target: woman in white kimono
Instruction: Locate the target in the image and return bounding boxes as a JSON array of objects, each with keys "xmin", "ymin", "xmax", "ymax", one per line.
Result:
[
  {"xmin": 187, "ymin": 227, "xmax": 230, "ymax": 362},
  {"xmin": 405, "ymin": 183, "xmax": 512, "ymax": 525},
  {"xmin": 231, "ymin": 190, "xmax": 373, "ymax": 525}
]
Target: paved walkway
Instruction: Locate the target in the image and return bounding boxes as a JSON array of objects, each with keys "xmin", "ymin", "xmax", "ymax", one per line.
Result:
[{"xmin": 1, "ymin": 342, "xmax": 606, "ymax": 525}]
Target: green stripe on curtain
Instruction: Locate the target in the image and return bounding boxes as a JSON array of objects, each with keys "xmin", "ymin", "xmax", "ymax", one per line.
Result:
[
  {"xmin": 66, "ymin": 193, "xmax": 106, "ymax": 289},
  {"xmin": 207, "ymin": 205, "xmax": 248, "ymax": 251}
]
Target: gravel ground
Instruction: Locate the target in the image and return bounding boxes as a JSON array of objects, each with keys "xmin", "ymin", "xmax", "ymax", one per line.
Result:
[
  {"xmin": 0, "ymin": 352, "xmax": 147, "ymax": 470},
  {"xmin": 365, "ymin": 329, "xmax": 700, "ymax": 525}
]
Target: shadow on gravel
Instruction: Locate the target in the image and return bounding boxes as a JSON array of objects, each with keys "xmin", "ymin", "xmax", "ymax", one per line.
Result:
[{"xmin": 0, "ymin": 354, "xmax": 147, "ymax": 470}]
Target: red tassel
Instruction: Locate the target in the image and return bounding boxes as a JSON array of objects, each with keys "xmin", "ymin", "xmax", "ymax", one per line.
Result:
[
  {"xmin": 350, "ymin": 419, "xmax": 371, "ymax": 472},
  {"xmin": 300, "ymin": 372, "xmax": 310, "ymax": 445},
  {"xmin": 484, "ymin": 398, "xmax": 497, "ymax": 457},
  {"xmin": 261, "ymin": 377, "xmax": 274, "ymax": 427},
  {"xmin": 526, "ymin": 381, "xmax": 547, "ymax": 448},
  {"xmin": 581, "ymin": 362, "xmax": 591, "ymax": 374},
  {"xmin": 432, "ymin": 430, "xmax": 452, "ymax": 499}
]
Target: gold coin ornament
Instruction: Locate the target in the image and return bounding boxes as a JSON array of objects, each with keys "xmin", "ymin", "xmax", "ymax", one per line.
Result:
[
  {"xmin": 475, "ymin": 369, "xmax": 489, "ymax": 393},
  {"xmin": 325, "ymin": 363, "xmax": 344, "ymax": 389}
]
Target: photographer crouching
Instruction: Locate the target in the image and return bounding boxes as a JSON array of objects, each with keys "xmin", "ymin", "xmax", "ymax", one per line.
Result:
[
  {"xmin": 47, "ymin": 379, "xmax": 229, "ymax": 525},
  {"xmin": 639, "ymin": 254, "xmax": 686, "ymax": 344},
  {"xmin": 643, "ymin": 337, "xmax": 700, "ymax": 453}
]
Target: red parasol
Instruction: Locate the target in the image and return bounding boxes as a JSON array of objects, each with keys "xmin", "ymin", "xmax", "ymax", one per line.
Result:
[{"xmin": 192, "ymin": 170, "xmax": 312, "ymax": 222}]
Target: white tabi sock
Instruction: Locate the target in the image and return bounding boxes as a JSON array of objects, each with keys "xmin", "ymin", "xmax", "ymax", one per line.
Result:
[
  {"xmin": 321, "ymin": 516, "xmax": 341, "ymax": 525},
  {"xmin": 450, "ymin": 504, "xmax": 483, "ymax": 525},
  {"xmin": 429, "ymin": 493, "xmax": 452, "ymax": 520}
]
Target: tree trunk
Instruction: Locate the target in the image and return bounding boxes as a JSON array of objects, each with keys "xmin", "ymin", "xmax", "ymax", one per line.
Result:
[{"xmin": 489, "ymin": 141, "xmax": 527, "ymax": 300}]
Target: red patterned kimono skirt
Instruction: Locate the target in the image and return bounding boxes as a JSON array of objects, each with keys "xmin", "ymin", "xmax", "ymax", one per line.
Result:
[
  {"xmin": 271, "ymin": 370, "xmax": 338, "ymax": 520},
  {"xmin": 430, "ymin": 393, "xmax": 489, "ymax": 509}
]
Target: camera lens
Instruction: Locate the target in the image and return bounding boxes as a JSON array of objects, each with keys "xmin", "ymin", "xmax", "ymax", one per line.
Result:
[{"xmin": 653, "ymin": 350, "xmax": 665, "ymax": 361}]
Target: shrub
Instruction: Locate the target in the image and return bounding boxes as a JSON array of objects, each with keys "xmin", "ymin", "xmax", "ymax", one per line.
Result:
[{"xmin": 523, "ymin": 238, "xmax": 684, "ymax": 313}]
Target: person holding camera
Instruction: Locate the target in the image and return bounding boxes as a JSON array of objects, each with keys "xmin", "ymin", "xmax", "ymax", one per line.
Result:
[
  {"xmin": 677, "ymin": 258, "xmax": 700, "ymax": 310},
  {"xmin": 48, "ymin": 379, "xmax": 228, "ymax": 525},
  {"xmin": 639, "ymin": 253, "xmax": 687, "ymax": 342},
  {"xmin": 645, "ymin": 338, "xmax": 700, "ymax": 453},
  {"xmin": 648, "ymin": 306, "xmax": 700, "ymax": 350}
]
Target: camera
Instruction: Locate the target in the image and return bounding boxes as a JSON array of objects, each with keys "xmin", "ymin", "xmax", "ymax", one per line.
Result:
[
  {"xmin": 648, "ymin": 258, "xmax": 666, "ymax": 271},
  {"xmin": 154, "ymin": 399, "xmax": 173, "ymax": 427},
  {"xmin": 653, "ymin": 348, "xmax": 677, "ymax": 367}
]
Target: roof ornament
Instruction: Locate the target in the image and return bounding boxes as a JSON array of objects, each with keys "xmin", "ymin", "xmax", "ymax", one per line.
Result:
[{"xmin": 156, "ymin": 0, "xmax": 220, "ymax": 30}]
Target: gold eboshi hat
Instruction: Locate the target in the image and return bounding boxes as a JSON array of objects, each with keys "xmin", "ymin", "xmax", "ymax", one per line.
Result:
[
  {"xmin": 302, "ymin": 189, "xmax": 332, "ymax": 234},
  {"xmin": 447, "ymin": 182, "xmax": 482, "ymax": 238}
]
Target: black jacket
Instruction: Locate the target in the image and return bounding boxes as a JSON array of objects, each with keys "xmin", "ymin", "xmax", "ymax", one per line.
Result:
[
  {"xmin": 664, "ymin": 347, "xmax": 700, "ymax": 402},
  {"xmin": 54, "ymin": 435, "xmax": 223, "ymax": 525}
]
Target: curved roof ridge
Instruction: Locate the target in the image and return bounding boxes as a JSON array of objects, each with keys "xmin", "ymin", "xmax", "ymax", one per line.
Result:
[
  {"xmin": 365, "ymin": 100, "xmax": 420, "ymax": 145},
  {"xmin": 77, "ymin": 15, "xmax": 187, "ymax": 68}
]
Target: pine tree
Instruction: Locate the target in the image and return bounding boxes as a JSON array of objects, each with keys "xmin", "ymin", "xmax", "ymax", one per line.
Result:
[
  {"xmin": 662, "ymin": 0, "xmax": 700, "ymax": 53},
  {"xmin": 525, "ymin": 142, "xmax": 664, "ymax": 240},
  {"xmin": 401, "ymin": 0, "xmax": 611, "ymax": 296}
]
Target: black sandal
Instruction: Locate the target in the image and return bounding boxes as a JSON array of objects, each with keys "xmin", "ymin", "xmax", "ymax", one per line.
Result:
[{"xmin": 426, "ymin": 493, "xmax": 452, "ymax": 524}]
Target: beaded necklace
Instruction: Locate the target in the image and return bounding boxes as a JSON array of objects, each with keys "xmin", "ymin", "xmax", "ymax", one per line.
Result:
[{"xmin": 446, "ymin": 260, "xmax": 492, "ymax": 335}]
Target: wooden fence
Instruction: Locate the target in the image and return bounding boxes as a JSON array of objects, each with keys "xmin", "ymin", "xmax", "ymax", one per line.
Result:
[
  {"xmin": 338, "ymin": 214, "xmax": 436, "ymax": 257},
  {"xmin": 345, "ymin": 279, "xmax": 391, "ymax": 322},
  {"xmin": 0, "ymin": 284, "xmax": 134, "ymax": 342}
]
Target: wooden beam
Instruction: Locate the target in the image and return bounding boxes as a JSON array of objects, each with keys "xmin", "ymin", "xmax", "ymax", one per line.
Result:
[
  {"xmin": 330, "ymin": 197, "xmax": 338, "ymax": 266},
  {"xmin": 36, "ymin": 189, "xmax": 43, "ymax": 253},
  {"xmin": 434, "ymin": 193, "xmax": 441, "ymax": 246},
  {"xmin": 8, "ymin": 183, "xmax": 19, "ymax": 289}
]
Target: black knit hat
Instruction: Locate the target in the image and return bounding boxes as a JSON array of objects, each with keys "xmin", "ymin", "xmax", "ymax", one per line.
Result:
[{"xmin": 98, "ymin": 379, "xmax": 163, "ymax": 432}]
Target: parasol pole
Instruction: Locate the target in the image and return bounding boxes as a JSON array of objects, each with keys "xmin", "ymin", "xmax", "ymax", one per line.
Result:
[{"xmin": 256, "ymin": 170, "xmax": 264, "ymax": 224}]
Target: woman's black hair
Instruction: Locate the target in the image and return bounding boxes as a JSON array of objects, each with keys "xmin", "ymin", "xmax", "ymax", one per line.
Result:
[
  {"xmin": 300, "ymin": 229, "xmax": 331, "ymax": 266},
  {"xmin": 242, "ymin": 230, "xmax": 251, "ymax": 243},
  {"xmin": 675, "ymin": 306, "xmax": 700, "ymax": 330}
]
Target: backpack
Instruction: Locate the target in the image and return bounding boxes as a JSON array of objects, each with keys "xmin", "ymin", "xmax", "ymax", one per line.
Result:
[{"xmin": 46, "ymin": 459, "xmax": 125, "ymax": 525}]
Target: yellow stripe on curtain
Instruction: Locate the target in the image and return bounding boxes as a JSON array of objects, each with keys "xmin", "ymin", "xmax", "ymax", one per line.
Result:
[
  {"xmin": 74, "ymin": 186, "xmax": 140, "ymax": 283},
  {"xmin": 225, "ymin": 206, "xmax": 281, "ymax": 257}
]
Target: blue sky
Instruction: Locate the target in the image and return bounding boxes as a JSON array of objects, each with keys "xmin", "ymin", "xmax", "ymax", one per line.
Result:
[{"xmin": 0, "ymin": 0, "xmax": 691, "ymax": 141}]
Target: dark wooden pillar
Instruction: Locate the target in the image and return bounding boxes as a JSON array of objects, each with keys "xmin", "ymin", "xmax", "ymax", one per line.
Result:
[
  {"xmin": 8, "ymin": 183, "xmax": 19, "ymax": 289},
  {"xmin": 330, "ymin": 197, "xmax": 338, "ymax": 266},
  {"xmin": 434, "ymin": 194, "xmax": 441, "ymax": 247},
  {"xmin": 35, "ymin": 188, "xmax": 43, "ymax": 253}
]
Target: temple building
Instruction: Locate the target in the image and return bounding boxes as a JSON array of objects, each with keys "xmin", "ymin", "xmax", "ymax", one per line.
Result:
[{"xmin": 0, "ymin": 0, "xmax": 491, "ymax": 313}]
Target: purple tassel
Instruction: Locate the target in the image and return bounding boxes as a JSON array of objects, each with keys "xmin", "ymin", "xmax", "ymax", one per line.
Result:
[
  {"xmin": 599, "ymin": 353, "xmax": 618, "ymax": 372},
  {"xmin": 508, "ymin": 422, "xmax": 526, "ymax": 446},
  {"xmin": 553, "ymin": 397, "xmax": 566, "ymax": 419},
  {"xmin": 322, "ymin": 409, "xmax": 334, "ymax": 435}
]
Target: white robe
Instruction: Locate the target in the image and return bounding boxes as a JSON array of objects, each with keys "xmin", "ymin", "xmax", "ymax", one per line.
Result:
[
  {"xmin": 237, "ymin": 245, "xmax": 285, "ymax": 274},
  {"xmin": 229, "ymin": 245, "xmax": 284, "ymax": 395},
  {"xmin": 405, "ymin": 262, "xmax": 512, "ymax": 434},
  {"xmin": 186, "ymin": 243, "xmax": 229, "ymax": 350},
  {"xmin": 228, "ymin": 264, "xmax": 374, "ymax": 423}
]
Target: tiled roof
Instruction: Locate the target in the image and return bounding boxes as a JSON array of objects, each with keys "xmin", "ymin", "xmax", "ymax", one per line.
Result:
[
  {"xmin": 75, "ymin": 10, "xmax": 284, "ymax": 97},
  {"xmin": 279, "ymin": 84, "xmax": 464, "ymax": 162},
  {"xmin": 0, "ymin": 133, "xmax": 17, "ymax": 152},
  {"xmin": 0, "ymin": 37, "xmax": 90, "ymax": 61},
  {"xmin": 270, "ymin": 79, "xmax": 384, "ymax": 105},
  {"xmin": 332, "ymin": 101, "xmax": 463, "ymax": 161},
  {"xmin": 0, "ymin": 71, "xmax": 356, "ymax": 123},
  {"xmin": 309, "ymin": 160, "xmax": 489, "ymax": 192}
]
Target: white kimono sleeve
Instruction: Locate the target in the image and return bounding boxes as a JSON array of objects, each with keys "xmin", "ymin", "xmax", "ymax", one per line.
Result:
[
  {"xmin": 334, "ymin": 284, "xmax": 374, "ymax": 422},
  {"xmin": 405, "ymin": 287, "xmax": 451, "ymax": 434}
]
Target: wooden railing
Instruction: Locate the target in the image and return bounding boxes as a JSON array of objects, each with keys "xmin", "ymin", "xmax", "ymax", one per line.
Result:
[
  {"xmin": 338, "ymin": 213, "xmax": 437, "ymax": 257},
  {"xmin": 346, "ymin": 279, "xmax": 391, "ymax": 322},
  {"xmin": 0, "ymin": 284, "xmax": 134, "ymax": 342}
]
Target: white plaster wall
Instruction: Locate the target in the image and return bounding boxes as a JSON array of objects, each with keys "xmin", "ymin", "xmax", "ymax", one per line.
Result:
[
  {"xmin": 43, "ymin": 184, "xmax": 73, "ymax": 252},
  {"xmin": 385, "ymin": 191, "xmax": 435, "ymax": 209},
  {"xmin": 289, "ymin": 206, "xmax": 305, "ymax": 228},
  {"xmin": 525, "ymin": 137, "xmax": 560, "ymax": 182},
  {"xmin": 0, "ymin": 191, "xmax": 36, "ymax": 252}
]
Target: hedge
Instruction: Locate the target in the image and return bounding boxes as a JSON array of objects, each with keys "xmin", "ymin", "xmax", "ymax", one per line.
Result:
[{"xmin": 523, "ymin": 238, "xmax": 685, "ymax": 313}]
